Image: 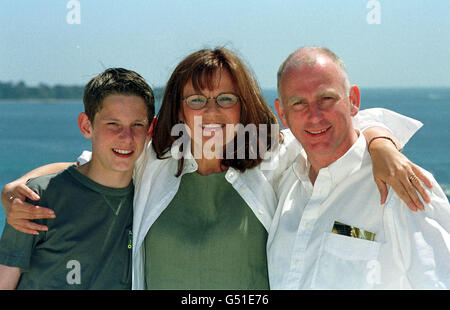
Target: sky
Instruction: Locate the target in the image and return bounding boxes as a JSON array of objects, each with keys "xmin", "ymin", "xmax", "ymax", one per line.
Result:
[{"xmin": 1, "ymin": 0, "xmax": 449, "ymax": 89}]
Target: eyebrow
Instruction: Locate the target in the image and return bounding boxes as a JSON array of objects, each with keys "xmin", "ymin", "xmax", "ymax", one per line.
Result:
[{"xmin": 101, "ymin": 117, "xmax": 148, "ymax": 123}]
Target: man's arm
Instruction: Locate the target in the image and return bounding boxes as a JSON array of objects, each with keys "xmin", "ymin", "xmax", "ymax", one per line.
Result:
[
  {"xmin": 0, "ymin": 265, "xmax": 21, "ymax": 289},
  {"xmin": 385, "ymin": 169, "xmax": 450, "ymax": 288},
  {"xmin": 1, "ymin": 162, "xmax": 74, "ymax": 234}
]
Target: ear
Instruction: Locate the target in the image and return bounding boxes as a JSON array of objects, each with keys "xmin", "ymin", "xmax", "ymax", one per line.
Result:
[
  {"xmin": 274, "ymin": 98, "xmax": 289, "ymax": 128},
  {"xmin": 78, "ymin": 113, "xmax": 93, "ymax": 139},
  {"xmin": 349, "ymin": 85, "xmax": 360, "ymax": 116},
  {"xmin": 147, "ymin": 116, "xmax": 157, "ymax": 141}
]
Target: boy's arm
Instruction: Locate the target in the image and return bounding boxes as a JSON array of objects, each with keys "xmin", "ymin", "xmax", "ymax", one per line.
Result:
[
  {"xmin": 1, "ymin": 162, "xmax": 73, "ymax": 234},
  {"xmin": 0, "ymin": 265, "xmax": 21, "ymax": 289}
]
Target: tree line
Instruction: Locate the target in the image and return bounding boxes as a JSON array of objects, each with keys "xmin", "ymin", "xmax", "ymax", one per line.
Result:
[{"xmin": 0, "ymin": 81, "xmax": 164, "ymax": 100}]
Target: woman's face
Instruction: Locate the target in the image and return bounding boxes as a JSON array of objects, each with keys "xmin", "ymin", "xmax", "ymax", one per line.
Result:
[{"xmin": 179, "ymin": 69, "xmax": 241, "ymax": 158}]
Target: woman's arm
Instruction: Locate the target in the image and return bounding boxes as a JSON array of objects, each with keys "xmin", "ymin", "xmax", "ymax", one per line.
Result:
[
  {"xmin": 1, "ymin": 162, "xmax": 74, "ymax": 234},
  {"xmin": 363, "ymin": 127, "xmax": 432, "ymax": 212}
]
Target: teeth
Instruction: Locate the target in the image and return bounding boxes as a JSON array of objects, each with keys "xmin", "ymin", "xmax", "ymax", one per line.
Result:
[
  {"xmin": 202, "ymin": 124, "xmax": 223, "ymax": 128},
  {"xmin": 308, "ymin": 128, "xmax": 328, "ymax": 134},
  {"xmin": 114, "ymin": 149, "xmax": 132, "ymax": 155}
]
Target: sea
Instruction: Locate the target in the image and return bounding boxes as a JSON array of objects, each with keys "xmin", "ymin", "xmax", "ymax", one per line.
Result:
[{"xmin": 1, "ymin": 88, "xmax": 449, "ymax": 232}]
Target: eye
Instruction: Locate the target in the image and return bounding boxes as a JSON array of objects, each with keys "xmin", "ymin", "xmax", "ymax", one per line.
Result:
[{"xmin": 290, "ymin": 100, "xmax": 307, "ymax": 110}]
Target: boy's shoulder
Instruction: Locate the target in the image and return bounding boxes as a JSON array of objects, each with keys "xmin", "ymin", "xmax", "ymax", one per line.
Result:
[{"xmin": 26, "ymin": 165, "xmax": 77, "ymax": 197}]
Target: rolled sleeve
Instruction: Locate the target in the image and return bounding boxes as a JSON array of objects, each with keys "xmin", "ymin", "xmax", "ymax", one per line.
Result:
[{"xmin": 354, "ymin": 108, "xmax": 423, "ymax": 148}]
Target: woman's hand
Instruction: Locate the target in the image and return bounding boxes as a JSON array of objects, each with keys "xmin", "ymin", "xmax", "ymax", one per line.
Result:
[
  {"xmin": 1, "ymin": 181, "xmax": 55, "ymax": 235},
  {"xmin": 369, "ymin": 139, "xmax": 432, "ymax": 211}
]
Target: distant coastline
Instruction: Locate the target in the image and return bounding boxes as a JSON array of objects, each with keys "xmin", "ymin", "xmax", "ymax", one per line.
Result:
[{"xmin": 0, "ymin": 81, "xmax": 164, "ymax": 100}]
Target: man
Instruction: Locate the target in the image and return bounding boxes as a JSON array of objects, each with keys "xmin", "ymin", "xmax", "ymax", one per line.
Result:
[
  {"xmin": 268, "ymin": 47, "xmax": 450, "ymax": 289},
  {"xmin": 0, "ymin": 68, "xmax": 155, "ymax": 289}
]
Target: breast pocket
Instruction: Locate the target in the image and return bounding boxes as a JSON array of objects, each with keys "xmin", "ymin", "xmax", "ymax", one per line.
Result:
[{"xmin": 311, "ymin": 232, "xmax": 381, "ymax": 289}]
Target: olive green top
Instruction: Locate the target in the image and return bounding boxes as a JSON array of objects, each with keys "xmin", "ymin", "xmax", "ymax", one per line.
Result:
[
  {"xmin": 0, "ymin": 166, "xmax": 133, "ymax": 289},
  {"xmin": 144, "ymin": 170, "xmax": 269, "ymax": 290}
]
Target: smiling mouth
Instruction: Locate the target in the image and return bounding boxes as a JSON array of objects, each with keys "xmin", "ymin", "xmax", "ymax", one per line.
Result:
[
  {"xmin": 305, "ymin": 126, "xmax": 331, "ymax": 135},
  {"xmin": 113, "ymin": 148, "xmax": 133, "ymax": 156},
  {"xmin": 201, "ymin": 124, "xmax": 225, "ymax": 133}
]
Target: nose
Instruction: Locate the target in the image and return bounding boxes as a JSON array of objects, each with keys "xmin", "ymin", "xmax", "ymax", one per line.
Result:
[
  {"xmin": 203, "ymin": 97, "xmax": 220, "ymax": 112},
  {"xmin": 119, "ymin": 126, "xmax": 133, "ymax": 140},
  {"xmin": 308, "ymin": 102, "xmax": 323, "ymax": 121}
]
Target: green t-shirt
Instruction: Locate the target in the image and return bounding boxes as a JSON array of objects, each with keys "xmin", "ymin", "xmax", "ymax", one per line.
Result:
[
  {"xmin": 144, "ymin": 171, "xmax": 269, "ymax": 290},
  {"xmin": 0, "ymin": 166, "xmax": 133, "ymax": 289}
]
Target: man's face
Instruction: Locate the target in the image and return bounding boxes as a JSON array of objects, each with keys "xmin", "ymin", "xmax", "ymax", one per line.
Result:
[
  {"xmin": 275, "ymin": 56, "xmax": 360, "ymax": 164},
  {"xmin": 79, "ymin": 94, "xmax": 150, "ymax": 179}
]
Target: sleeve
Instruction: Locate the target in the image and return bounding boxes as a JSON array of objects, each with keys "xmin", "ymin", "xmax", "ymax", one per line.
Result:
[
  {"xmin": 77, "ymin": 150, "xmax": 92, "ymax": 166},
  {"xmin": 0, "ymin": 222, "xmax": 37, "ymax": 270},
  {"xmin": 0, "ymin": 180, "xmax": 46, "ymax": 271},
  {"xmin": 385, "ymin": 169, "xmax": 450, "ymax": 289},
  {"xmin": 260, "ymin": 129, "xmax": 303, "ymax": 190},
  {"xmin": 353, "ymin": 108, "xmax": 423, "ymax": 149}
]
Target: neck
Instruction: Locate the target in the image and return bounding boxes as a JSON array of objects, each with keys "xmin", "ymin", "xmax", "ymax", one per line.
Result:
[
  {"xmin": 77, "ymin": 162, "xmax": 133, "ymax": 188},
  {"xmin": 195, "ymin": 157, "xmax": 225, "ymax": 175}
]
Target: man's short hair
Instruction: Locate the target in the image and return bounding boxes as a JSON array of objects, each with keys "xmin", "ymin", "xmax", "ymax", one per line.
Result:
[
  {"xmin": 277, "ymin": 46, "xmax": 351, "ymax": 97},
  {"xmin": 83, "ymin": 68, "xmax": 155, "ymax": 123}
]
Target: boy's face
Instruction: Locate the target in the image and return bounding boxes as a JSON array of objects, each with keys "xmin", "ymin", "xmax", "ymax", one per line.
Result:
[{"xmin": 79, "ymin": 94, "xmax": 150, "ymax": 181}]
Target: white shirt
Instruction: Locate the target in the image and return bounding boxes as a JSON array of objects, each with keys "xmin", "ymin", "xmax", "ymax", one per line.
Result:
[
  {"xmin": 77, "ymin": 107, "xmax": 423, "ymax": 289},
  {"xmin": 267, "ymin": 134, "xmax": 450, "ymax": 289}
]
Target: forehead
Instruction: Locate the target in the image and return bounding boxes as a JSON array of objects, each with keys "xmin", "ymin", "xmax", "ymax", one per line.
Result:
[
  {"xmin": 280, "ymin": 59, "xmax": 346, "ymax": 97},
  {"xmin": 97, "ymin": 94, "xmax": 148, "ymax": 119},
  {"xmin": 183, "ymin": 69, "xmax": 237, "ymax": 94}
]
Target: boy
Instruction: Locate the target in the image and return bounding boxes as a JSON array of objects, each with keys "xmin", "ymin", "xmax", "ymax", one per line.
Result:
[{"xmin": 0, "ymin": 68, "xmax": 155, "ymax": 289}]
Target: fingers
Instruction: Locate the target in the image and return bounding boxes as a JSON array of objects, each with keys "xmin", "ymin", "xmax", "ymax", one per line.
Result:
[
  {"xmin": 7, "ymin": 219, "xmax": 48, "ymax": 235},
  {"xmin": 16, "ymin": 184, "xmax": 40, "ymax": 201},
  {"xmin": 402, "ymin": 175, "xmax": 425, "ymax": 211},
  {"xmin": 8, "ymin": 200, "xmax": 55, "ymax": 220},
  {"xmin": 375, "ymin": 179, "xmax": 388, "ymax": 205},
  {"xmin": 387, "ymin": 177, "xmax": 418, "ymax": 212}
]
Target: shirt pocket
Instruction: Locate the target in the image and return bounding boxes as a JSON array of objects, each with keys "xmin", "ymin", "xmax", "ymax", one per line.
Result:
[{"xmin": 311, "ymin": 232, "xmax": 381, "ymax": 289}]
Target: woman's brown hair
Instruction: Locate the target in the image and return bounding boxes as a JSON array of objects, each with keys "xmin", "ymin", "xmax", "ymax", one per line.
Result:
[{"xmin": 152, "ymin": 47, "xmax": 281, "ymax": 176}]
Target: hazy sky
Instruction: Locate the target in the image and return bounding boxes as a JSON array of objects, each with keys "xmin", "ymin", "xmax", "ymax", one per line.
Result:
[{"xmin": 1, "ymin": 0, "xmax": 449, "ymax": 89}]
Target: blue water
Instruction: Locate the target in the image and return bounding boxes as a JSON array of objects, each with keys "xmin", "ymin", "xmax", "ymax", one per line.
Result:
[{"xmin": 1, "ymin": 88, "xmax": 449, "ymax": 232}]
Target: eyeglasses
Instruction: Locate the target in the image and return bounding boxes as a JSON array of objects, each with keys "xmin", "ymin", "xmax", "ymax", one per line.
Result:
[{"xmin": 183, "ymin": 93, "xmax": 239, "ymax": 110}]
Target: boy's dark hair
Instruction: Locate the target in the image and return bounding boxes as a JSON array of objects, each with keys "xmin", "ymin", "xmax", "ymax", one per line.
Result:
[{"xmin": 83, "ymin": 68, "xmax": 155, "ymax": 122}]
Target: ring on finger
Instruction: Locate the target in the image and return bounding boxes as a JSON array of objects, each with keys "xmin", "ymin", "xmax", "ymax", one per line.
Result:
[
  {"xmin": 409, "ymin": 174, "xmax": 419, "ymax": 183},
  {"xmin": 8, "ymin": 194, "xmax": 15, "ymax": 201}
]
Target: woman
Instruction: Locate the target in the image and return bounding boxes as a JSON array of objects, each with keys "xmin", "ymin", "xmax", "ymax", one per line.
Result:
[{"xmin": 2, "ymin": 48, "xmax": 429, "ymax": 289}]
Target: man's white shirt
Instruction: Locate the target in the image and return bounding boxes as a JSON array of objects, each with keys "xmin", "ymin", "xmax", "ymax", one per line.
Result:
[{"xmin": 267, "ymin": 134, "xmax": 450, "ymax": 289}]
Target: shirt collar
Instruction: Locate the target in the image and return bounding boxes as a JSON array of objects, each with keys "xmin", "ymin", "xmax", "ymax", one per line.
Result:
[
  {"xmin": 164, "ymin": 138, "xmax": 239, "ymax": 180},
  {"xmin": 293, "ymin": 133, "xmax": 368, "ymax": 188}
]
